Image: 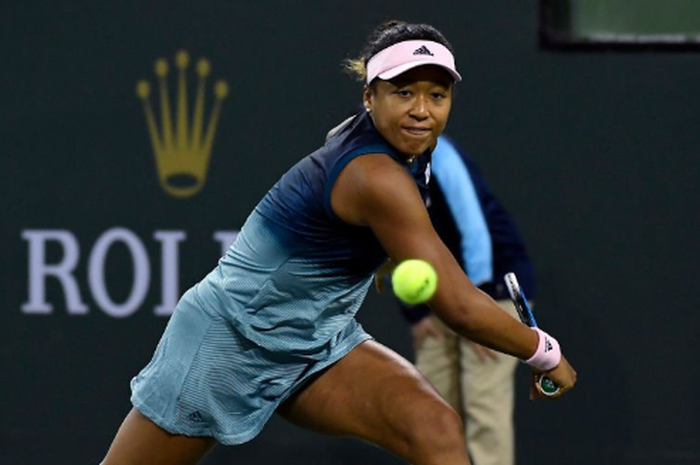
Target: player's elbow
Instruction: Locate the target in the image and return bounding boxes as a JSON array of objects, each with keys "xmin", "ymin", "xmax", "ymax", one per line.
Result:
[
  {"xmin": 430, "ymin": 284, "xmax": 494, "ymax": 337},
  {"xmin": 435, "ymin": 302, "xmax": 486, "ymax": 338}
]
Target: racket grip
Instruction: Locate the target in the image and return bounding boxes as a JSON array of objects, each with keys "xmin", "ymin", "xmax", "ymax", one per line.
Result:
[{"xmin": 538, "ymin": 375, "xmax": 560, "ymax": 396}]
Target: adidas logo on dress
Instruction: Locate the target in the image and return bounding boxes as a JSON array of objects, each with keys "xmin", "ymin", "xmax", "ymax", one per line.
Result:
[
  {"xmin": 413, "ymin": 45, "xmax": 434, "ymax": 56},
  {"xmin": 187, "ymin": 411, "xmax": 204, "ymax": 422}
]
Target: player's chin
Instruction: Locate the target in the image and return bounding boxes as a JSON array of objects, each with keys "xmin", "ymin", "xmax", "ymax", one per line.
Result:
[{"xmin": 399, "ymin": 139, "xmax": 432, "ymax": 159}]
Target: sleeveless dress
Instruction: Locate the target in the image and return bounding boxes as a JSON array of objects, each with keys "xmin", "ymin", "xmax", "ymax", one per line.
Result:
[{"xmin": 130, "ymin": 111, "xmax": 431, "ymax": 444}]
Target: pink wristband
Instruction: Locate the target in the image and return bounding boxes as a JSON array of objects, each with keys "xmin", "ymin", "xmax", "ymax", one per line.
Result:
[{"xmin": 524, "ymin": 328, "xmax": 561, "ymax": 372}]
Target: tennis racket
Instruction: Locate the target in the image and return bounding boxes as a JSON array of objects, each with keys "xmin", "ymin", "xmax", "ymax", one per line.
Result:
[{"xmin": 503, "ymin": 272, "xmax": 560, "ymax": 396}]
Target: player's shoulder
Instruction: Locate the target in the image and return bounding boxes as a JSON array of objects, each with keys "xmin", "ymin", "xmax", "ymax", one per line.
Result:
[
  {"xmin": 332, "ymin": 152, "xmax": 419, "ymax": 226},
  {"xmin": 344, "ymin": 152, "xmax": 413, "ymax": 193}
]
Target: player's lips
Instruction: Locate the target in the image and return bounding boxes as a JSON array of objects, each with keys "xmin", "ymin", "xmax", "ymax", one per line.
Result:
[{"xmin": 401, "ymin": 126, "xmax": 432, "ymax": 137}]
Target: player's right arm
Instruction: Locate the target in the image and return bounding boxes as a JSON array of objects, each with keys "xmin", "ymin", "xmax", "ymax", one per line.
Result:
[{"xmin": 331, "ymin": 153, "xmax": 577, "ymax": 395}]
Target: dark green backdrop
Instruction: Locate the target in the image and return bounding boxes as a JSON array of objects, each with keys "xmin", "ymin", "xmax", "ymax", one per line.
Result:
[{"xmin": 2, "ymin": 1, "xmax": 699, "ymax": 464}]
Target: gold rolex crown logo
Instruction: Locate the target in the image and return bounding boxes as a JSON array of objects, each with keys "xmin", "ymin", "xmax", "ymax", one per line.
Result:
[{"xmin": 136, "ymin": 51, "xmax": 228, "ymax": 198}]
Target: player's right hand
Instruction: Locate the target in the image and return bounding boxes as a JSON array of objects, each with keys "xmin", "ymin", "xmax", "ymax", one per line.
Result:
[
  {"xmin": 374, "ymin": 259, "xmax": 396, "ymax": 293},
  {"xmin": 531, "ymin": 355, "xmax": 577, "ymax": 399}
]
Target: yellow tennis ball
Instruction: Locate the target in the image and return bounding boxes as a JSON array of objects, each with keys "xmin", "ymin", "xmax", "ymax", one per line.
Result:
[{"xmin": 392, "ymin": 259, "xmax": 438, "ymax": 305}]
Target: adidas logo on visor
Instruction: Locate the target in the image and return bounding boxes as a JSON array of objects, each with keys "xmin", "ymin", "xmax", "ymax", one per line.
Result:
[{"xmin": 413, "ymin": 45, "xmax": 434, "ymax": 56}]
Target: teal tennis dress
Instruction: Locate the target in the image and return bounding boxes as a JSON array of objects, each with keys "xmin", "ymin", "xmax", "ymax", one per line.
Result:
[{"xmin": 130, "ymin": 111, "xmax": 431, "ymax": 445}]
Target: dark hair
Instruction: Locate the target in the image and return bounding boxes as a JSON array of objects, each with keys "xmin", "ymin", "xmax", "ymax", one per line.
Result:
[{"xmin": 345, "ymin": 20, "xmax": 454, "ymax": 82}]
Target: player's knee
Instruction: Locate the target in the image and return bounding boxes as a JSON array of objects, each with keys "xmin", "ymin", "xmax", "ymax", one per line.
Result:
[{"xmin": 404, "ymin": 400, "xmax": 465, "ymax": 455}]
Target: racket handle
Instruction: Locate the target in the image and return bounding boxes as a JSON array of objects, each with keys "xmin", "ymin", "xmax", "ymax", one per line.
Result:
[{"xmin": 538, "ymin": 375, "xmax": 560, "ymax": 396}]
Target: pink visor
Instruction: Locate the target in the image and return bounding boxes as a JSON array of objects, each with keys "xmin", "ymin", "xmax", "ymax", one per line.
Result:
[{"xmin": 366, "ymin": 40, "xmax": 462, "ymax": 84}]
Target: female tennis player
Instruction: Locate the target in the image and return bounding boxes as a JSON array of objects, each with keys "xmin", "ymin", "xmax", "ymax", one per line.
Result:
[{"xmin": 101, "ymin": 20, "xmax": 577, "ymax": 465}]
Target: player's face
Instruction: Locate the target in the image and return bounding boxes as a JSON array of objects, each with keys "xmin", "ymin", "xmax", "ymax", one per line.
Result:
[{"xmin": 365, "ymin": 65, "xmax": 453, "ymax": 159}]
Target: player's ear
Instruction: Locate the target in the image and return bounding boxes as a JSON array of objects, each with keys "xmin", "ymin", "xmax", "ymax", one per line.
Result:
[{"xmin": 363, "ymin": 85, "xmax": 372, "ymax": 113}]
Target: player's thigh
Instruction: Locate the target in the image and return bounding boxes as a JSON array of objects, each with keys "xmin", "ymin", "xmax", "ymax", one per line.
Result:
[
  {"xmin": 277, "ymin": 340, "xmax": 464, "ymax": 456},
  {"xmin": 102, "ymin": 408, "xmax": 216, "ymax": 465}
]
